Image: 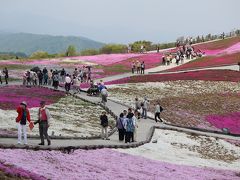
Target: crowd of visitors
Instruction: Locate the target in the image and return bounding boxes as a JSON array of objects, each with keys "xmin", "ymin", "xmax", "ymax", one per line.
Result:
[
  {"xmin": 22, "ymin": 65, "xmax": 94, "ymax": 92},
  {"xmin": 162, "ymin": 42, "xmax": 204, "ymax": 66}
]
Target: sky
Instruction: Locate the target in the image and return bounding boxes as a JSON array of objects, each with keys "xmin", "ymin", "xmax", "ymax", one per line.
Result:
[{"xmin": 0, "ymin": 0, "xmax": 239, "ymax": 44}]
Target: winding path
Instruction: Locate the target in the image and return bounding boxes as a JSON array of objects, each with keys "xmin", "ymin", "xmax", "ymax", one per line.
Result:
[
  {"xmin": 0, "ymin": 45, "xmax": 240, "ymax": 150},
  {"xmin": 0, "ymin": 84, "xmax": 239, "ymax": 151}
]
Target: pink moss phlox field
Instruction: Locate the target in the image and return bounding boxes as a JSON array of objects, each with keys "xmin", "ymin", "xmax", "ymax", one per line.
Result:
[
  {"xmin": 0, "ymin": 161, "xmax": 47, "ymax": 180},
  {"xmin": 111, "ymin": 53, "xmax": 163, "ymax": 69},
  {"xmin": 72, "ymin": 53, "xmax": 143, "ymax": 65},
  {"xmin": 0, "ymin": 149, "xmax": 239, "ymax": 180},
  {"xmin": 193, "ymin": 36, "xmax": 240, "ymax": 51},
  {"xmin": 204, "ymin": 42, "xmax": 240, "ymax": 56},
  {"xmin": 0, "ymin": 85, "xmax": 65, "ymax": 110},
  {"xmin": 105, "ymin": 70, "xmax": 240, "ymax": 85},
  {"xmin": 166, "ymin": 52, "xmax": 240, "ymax": 72},
  {"xmin": 206, "ymin": 112, "xmax": 240, "ymax": 134}
]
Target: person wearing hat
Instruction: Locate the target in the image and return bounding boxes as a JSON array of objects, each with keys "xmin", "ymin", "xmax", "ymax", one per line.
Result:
[
  {"xmin": 35, "ymin": 101, "xmax": 51, "ymax": 145},
  {"xmin": 15, "ymin": 101, "xmax": 32, "ymax": 145}
]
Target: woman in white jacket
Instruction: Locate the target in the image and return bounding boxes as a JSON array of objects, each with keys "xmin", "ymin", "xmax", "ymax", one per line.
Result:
[{"xmin": 133, "ymin": 110, "xmax": 139, "ymax": 142}]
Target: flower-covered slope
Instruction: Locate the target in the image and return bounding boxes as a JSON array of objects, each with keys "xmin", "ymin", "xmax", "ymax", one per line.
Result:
[
  {"xmin": 117, "ymin": 129, "xmax": 240, "ymax": 170},
  {"xmin": 107, "ymin": 80, "xmax": 240, "ymax": 134},
  {"xmin": 106, "ymin": 69, "xmax": 240, "ymax": 85},
  {"xmin": 194, "ymin": 36, "xmax": 240, "ymax": 51},
  {"xmin": 166, "ymin": 52, "xmax": 240, "ymax": 72},
  {"xmin": 0, "ymin": 85, "xmax": 65, "ymax": 110},
  {"xmin": 0, "ymin": 148, "xmax": 239, "ymax": 180},
  {"xmin": 0, "ymin": 95, "xmax": 115, "ymax": 137}
]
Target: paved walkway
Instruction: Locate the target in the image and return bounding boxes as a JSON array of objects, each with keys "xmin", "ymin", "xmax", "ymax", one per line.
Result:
[{"xmin": 0, "ymin": 85, "xmax": 239, "ymax": 150}]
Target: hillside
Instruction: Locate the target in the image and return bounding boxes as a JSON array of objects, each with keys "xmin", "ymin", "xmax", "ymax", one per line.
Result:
[{"xmin": 0, "ymin": 32, "xmax": 105, "ymax": 55}]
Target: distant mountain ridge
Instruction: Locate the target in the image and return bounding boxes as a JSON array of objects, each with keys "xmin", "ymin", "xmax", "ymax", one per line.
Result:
[{"xmin": 0, "ymin": 32, "xmax": 105, "ymax": 55}]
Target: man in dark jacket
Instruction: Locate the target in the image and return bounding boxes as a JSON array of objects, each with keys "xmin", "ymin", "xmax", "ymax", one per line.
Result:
[{"xmin": 100, "ymin": 111, "xmax": 110, "ymax": 140}]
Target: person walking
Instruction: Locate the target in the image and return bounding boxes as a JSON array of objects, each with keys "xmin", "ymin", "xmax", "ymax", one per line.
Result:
[
  {"xmin": 35, "ymin": 101, "xmax": 51, "ymax": 146},
  {"xmin": 15, "ymin": 101, "xmax": 33, "ymax": 145},
  {"xmin": 0, "ymin": 69, "xmax": 2, "ymax": 84},
  {"xmin": 101, "ymin": 87, "xmax": 108, "ymax": 106},
  {"xmin": 60, "ymin": 68, "xmax": 66, "ymax": 82},
  {"xmin": 52, "ymin": 71, "xmax": 59, "ymax": 90},
  {"xmin": 131, "ymin": 61, "xmax": 136, "ymax": 74},
  {"xmin": 135, "ymin": 97, "xmax": 141, "ymax": 119},
  {"xmin": 100, "ymin": 111, "xmax": 110, "ymax": 140},
  {"xmin": 133, "ymin": 110, "xmax": 138, "ymax": 142},
  {"xmin": 43, "ymin": 71, "xmax": 48, "ymax": 85},
  {"xmin": 37, "ymin": 70, "xmax": 43, "ymax": 86},
  {"xmin": 3, "ymin": 67, "xmax": 8, "ymax": 85},
  {"xmin": 142, "ymin": 97, "xmax": 149, "ymax": 119},
  {"xmin": 125, "ymin": 109, "xmax": 135, "ymax": 143},
  {"xmin": 65, "ymin": 74, "xmax": 72, "ymax": 93},
  {"xmin": 116, "ymin": 113, "xmax": 126, "ymax": 141},
  {"xmin": 141, "ymin": 61, "xmax": 145, "ymax": 74},
  {"xmin": 155, "ymin": 101, "xmax": 163, "ymax": 123},
  {"xmin": 48, "ymin": 69, "xmax": 53, "ymax": 86},
  {"xmin": 136, "ymin": 61, "xmax": 141, "ymax": 74}
]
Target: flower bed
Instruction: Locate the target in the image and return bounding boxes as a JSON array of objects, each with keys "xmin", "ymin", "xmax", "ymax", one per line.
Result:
[
  {"xmin": 204, "ymin": 42, "xmax": 240, "ymax": 56},
  {"xmin": 0, "ymin": 95, "xmax": 115, "ymax": 137},
  {"xmin": 107, "ymin": 80, "xmax": 240, "ymax": 134},
  {"xmin": 166, "ymin": 52, "xmax": 240, "ymax": 72},
  {"xmin": 106, "ymin": 70, "xmax": 240, "ymax": 85},
  {"xmin": 117, "ymin": 129, "xmax": 240, "ymax": 170},
  {"xmin": 0, "ymin": 161, "xmax": 46, "ymax": 180},
  {"xmin": 206, "ymin": 112, "xmax": 240, "ymax": 134},
  {"xmin": 70, "ymin": 53, "xmax": 143, "ymax": 65},
  {"xmin": 0, "ymin": 148, "xmax": 239, "ymax": 180},
  {"xmin": 0, "ymin": 85, "xmax": 65, "ymax": 110},
  {"xmin": 193, "ymin": 36, "xmax": 240, "ymax": 51}
]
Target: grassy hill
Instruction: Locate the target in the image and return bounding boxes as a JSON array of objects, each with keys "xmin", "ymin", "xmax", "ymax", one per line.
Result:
[{"xmin": 0, "ymin": 32, "xmax": 105, "ymax": 55}]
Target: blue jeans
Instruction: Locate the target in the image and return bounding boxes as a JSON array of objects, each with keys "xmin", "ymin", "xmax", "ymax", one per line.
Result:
[{"xmin": 142, "ymin": 108, "xmax": 147, "ymax": 118}]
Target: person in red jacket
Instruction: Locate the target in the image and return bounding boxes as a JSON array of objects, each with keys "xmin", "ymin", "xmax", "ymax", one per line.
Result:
[{"xmin": 16, "ymin": 101, "xmax": 32, "ymax": 145}]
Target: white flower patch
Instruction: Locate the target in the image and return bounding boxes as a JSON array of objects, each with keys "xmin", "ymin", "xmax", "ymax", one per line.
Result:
[
  {"xmin": 0, "ymin": 96, "xmax": 115, "ymax": 137},
  {"xmin": 116, "ymin": 129, "xmax": 240, "ymax": 171},
  {"xmin": 108, "ymin": 81, "xmax": 240, "ymax": 107}
]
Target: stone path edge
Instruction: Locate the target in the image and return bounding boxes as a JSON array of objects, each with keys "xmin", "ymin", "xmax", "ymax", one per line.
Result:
[{"xmin": 0, "ymin": 126, "xmax": 238, "ymax": 152}]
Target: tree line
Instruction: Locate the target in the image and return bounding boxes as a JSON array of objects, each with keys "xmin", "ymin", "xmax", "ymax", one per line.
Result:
[{"xmin": 1, "ymin": 29, "xmax": 239, "ymax": 60}]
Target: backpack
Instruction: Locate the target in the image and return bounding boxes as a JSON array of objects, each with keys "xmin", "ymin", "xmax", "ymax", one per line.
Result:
[
  {"xmin": 126, "ymin": 118, "xmax": 134, "ymax": 132},
  {"xmin": 160, "ymin": 106, "xmax": 164, "ymax": 112}
]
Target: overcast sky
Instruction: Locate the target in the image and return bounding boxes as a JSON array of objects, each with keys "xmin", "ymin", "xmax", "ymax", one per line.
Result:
[{"xmin": 0, "ymin": 0, "xmax": 239, "ymax": 43}]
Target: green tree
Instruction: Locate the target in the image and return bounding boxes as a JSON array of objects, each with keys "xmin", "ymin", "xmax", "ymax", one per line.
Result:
[
  {"xmin": 65, "ymin": 45, "xmax": 77, "ymax": 56},
  {"xmin": 130, "ymin": 40, "xmax": 152, "ymax": 52},
  {"xmin": 81, "ymin": 49, "xmax": 99, "ymax": 56},
  {"xmin": 30, "ymin": 51, "xmax": 49, "ymax": 59},
  {"xmin": 99, "ymin": 44, "xmax": 127, "ymax": 54}
]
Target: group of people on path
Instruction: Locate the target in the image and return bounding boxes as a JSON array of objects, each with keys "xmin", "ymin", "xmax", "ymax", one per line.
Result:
[
  {"xmin": 22, "ymin": 65, "xmax": 93, "ymax": 93},
  {"xmin": 23, "ymin": 67, "xmax": 60, "ymax": 90},
  {"xmin": 115, "ymin": 108, "xmax": 139, "ymax": 143},
  {"xmin": 100, "ymin": 96, "xmax": 164, "ymax": 143},
  {"xmin": 16, "ymin": 101, "xmax": 51, "ymax": 146},
  {"xmin": 0, "ymin": 67, "xmax": 9, "ymax": 85},
  {"xmin": 162, "ymin": 42, "xmax": 204, "ymax": 66},
  {"xmin": 131, "ymin": 61, "xmax": 145, "ymax": 74}
]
